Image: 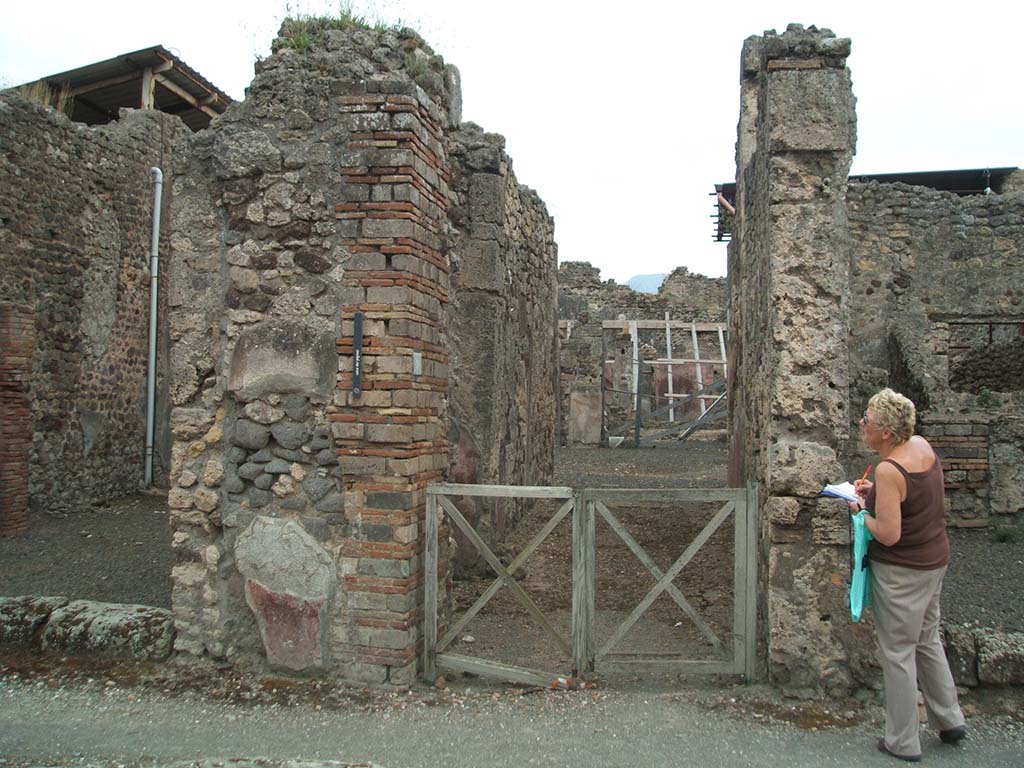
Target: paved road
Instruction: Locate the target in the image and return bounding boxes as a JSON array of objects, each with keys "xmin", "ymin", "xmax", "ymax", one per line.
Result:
[{"xmin": 2, "ymin": 672, "xmax": 1022, "ymax": 768}]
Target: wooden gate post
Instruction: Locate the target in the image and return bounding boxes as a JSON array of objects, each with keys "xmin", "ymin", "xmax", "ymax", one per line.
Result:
[
  {"xmin": 571, "ymin": 492, "xmax": 594, "ymax": 676},
  {"xmin": 423, "ymin": 491, "xmax": 439, "ymax": 681},
  {"xmin": 744, "ymin": 481, "xmax": 759, "ymax": 680}
]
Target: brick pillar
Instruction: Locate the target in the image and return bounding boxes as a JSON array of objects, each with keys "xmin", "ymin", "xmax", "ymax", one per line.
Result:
[
  {"xmin": 0, "ymin": 304, "xmax": 35, "ymax": 536},
  {"xmin": 333, "ymin": 92, "xmax": 451, "ymax": 685}
]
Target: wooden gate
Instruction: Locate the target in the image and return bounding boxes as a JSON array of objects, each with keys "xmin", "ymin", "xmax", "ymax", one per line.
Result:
[
  {"xmin": 423, "ymin": 483, "xmax": 757, "ymax": 686},
  {"xmin": 575, "ymin": 486, "xmax": 757, "ymax": 678}
]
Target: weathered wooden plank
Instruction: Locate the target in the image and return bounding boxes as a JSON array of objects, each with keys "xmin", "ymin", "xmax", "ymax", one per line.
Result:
[
  {"xmin": 607, "ymin": 379, "xmax": 726, "ymax": 436},
  {"xmin": 630, "ymin": 322, "xmax": 641, "ymax": 448},
  {"xmin": 437, "ymin": 496, "xmax": 572, "ymax": 657},
  {"xmin": 423, "ymin": 493, "xmax": 438, "ymax": 681},
  {"xmin": 681, "ymin": 393, "xmax": 728, "ymax": 440},
  {"xmin": 732, "ymin": 479, "xmax": 747, "ymax": 676},
  {"xmin": 665, "ymin": 312, "xmax": 675, "ymax": 422},
  {"xmin": 594, "ymin": 501, "xmax": 721, "ymax": 650},
  {"xmin": 597, "ymin": 501, "xmax": 735, "ymax": 658},
  {"xmin": 691, "ymin": 321, "xmax": 706, "ymax": 415},
  {"xmin": 571, "ymin": 494, "xmax": 594, "ymax": 675},
  {"xmin": 599, "ymin": 656, "xmax": 737, "ymax": 674},
  {"xmin": 438, "ymin": 498, "xmax": 574, "ymax": 653},
  {"xmin": 141, "ymin": 67, "xmax": 155, "ymax": 110},
  {"xmin": 637, "ymin": 405, "xmax": 728, "ymax": 445},
  {"xmin": 153, "ymin": 73, "xmax": 219, "ymax": 118},
  {"xmin": 630, "ymin": 320, "xmax": 639, "ymax": 400},
  {"xmin": 648, "ymin": 358, "xmax": 727, "ymax": 366},
  {"xmin": 428, "ymin": 483, "xmax": 573, "ymax": 499},
  {"xmin": 437, "ymin": 653, "xmax": 556, "ymax": 687},
  {"xmin": 718, "ymin": 326, "xmax": 729, "ymax": 383},
  {"xmin": 602, "ymin": 321, "xmax": 728, "ymax": 331},
  {"xmin": 582, "ymin": 488, "xmax": 745, "ymax": 504},
  {"xmin": 600, "ymin": 334, "xmax": 607, "ymax": 444},
  {"xmin": 745, "ymin": 482, "xmax": 759, "ymax": 680},
  {"xmin": 66, "ymin": 60, "xmax": 173, "ymax": 98}
]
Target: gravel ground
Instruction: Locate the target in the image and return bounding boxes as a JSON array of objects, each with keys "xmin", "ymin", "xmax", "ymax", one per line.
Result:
[
  {"xmin": 1, "ymin": 650, "xmax": 1023, "ymax": 768},
  {"xmin": 0, "ymin": 491, "xmax": 173, "ymax": 608},
  {"xmin": 0, "ymin": 439, "xmax": 1021, "ymax": 632}
]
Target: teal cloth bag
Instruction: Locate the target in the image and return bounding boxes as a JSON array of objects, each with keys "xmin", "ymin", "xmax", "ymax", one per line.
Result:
[{"xmin": 849, "ymin": 510, "xmax": 873, "ymax": 622}]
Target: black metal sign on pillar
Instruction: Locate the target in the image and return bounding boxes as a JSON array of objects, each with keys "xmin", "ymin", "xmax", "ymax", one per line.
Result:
[{"xmin": 352, "ymin": 311, "xmax": 364, "ymax": 398}]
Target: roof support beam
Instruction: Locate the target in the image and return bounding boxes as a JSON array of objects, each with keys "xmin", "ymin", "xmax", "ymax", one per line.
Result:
[
  {"xmin": 153, "ymin": 73, "xmax": 219, "ymax": 118},
  {"xmin": 61, "ymin": 60, "xmax": 173, "ymax": 98},
  {"xmin": 141, "ymin": 67, "xmax": 156, "ymax": 109}
]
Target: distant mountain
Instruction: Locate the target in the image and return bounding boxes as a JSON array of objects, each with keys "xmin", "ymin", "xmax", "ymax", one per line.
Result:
[{"xmin": 625, "ymin": 273, "xmax": 668, "ymax": 294}]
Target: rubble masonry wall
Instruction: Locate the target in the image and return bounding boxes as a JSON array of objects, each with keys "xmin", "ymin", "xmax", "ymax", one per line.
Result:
[
  {"xmin": 167, "ymin": 22, "xmax": 556, "ymax": 683},
  {"xmin": 847, "ymin": 180, "xmax": 1024, "ymax": 523},
  {"xmin": 446, "ymin": 124, "xmax": 559, "ymax": 575},
  {"xmin": 0, "ymin": 96, "xmax": 186, "ymax": 516}
]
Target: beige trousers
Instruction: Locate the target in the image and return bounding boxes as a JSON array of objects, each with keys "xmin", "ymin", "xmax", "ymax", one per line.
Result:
[{"xmin": 871, "ymin": 560, "xmax": 965, "ymax": 756}]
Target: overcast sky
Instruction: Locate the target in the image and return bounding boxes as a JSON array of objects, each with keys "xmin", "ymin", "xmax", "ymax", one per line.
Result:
[{"xmin": 2, "ymin": 1, "xmax": 1020, "ymax": 283}]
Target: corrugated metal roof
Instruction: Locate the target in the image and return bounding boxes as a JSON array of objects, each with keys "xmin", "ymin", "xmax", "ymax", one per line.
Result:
[{"xmin": 22, "ymin": 45, "xmax": 232, "ymax": 132}]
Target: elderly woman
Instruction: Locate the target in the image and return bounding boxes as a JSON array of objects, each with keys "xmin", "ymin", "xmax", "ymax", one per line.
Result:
[{"xmin": 851, "ymin": 388, "xmax": 967, "ymax": 761}]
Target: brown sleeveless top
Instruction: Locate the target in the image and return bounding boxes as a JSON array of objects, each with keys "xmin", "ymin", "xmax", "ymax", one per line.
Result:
[{"xmin": 866, "ymin": 455, "xmax": 950, "ymax": 570}]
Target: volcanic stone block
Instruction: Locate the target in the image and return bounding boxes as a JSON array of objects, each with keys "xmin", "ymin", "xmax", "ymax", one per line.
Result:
[
  {"xmin": 233, "ymin": 420, "xmax": 271, "ymax": 451},
  {"xmin": 227, "ymin": 323, "xmax": 336, "ymax": 401},
  {"xmin": 943, "ymin": 623, "xmax": 979, "ymax": 687},
  {"xmin": 977, "ymin": 630, "xmax": 1024, "ymax": 686},
  {"xmin": 767, "ymin": 69, "xmax": 856, "ymax": 153},
  {"xmin": 40, "ymin": 601, "xmax": 175, "ymax": 660},
  {"xmin": 990, "ymin": 421, "xmax": 1024, "ymax": 515},
  {"xmin": 768, "ymin": 545, "xmax": 859, "ymax": 696},
  {"xmin": 213, "ymin": 125, "xmax": 283, "ymax": 180},
  {"xmin": 170, "ymin": 408, "xmax": 217, "ymax": 440},
  {"xmin": 469, "ymin": 174, "xmax": 504, "ymax": 223},
  {"xmin": 455, "ymin": 239, "xmax": 502, "ymax": 291},
  {"xmin": 303, "ymin": 476, "xmax": 335, "ymax": 503},
  {"xmin": 769, "ymin": 440, "xmax": 844, "ymax": 497},
  {"xmin": 0, "ymin": 596, "xmax": 69, "ymax": 646}
]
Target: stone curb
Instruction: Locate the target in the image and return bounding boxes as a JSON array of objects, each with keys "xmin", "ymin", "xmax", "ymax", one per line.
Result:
[
  {"xmin": 21, "ymin": 762, "xmax": 384, "ymax": 768},
  {"xmin": 160, "ymin": 761, "xmax": 384, "ymax": 768},
  {"xmin": 944, "ymin": 621, "xmax": 1024, "ymax": 687},
  {"xmin": 0, "ymin": 595, "xmax": 174, "ymax": 661},
  {"xmin": 2, "ymin": 595, "xmax": 1021, "ymax": 688}
]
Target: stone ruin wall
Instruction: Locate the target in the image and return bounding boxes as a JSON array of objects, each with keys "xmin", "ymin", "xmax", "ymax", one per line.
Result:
[
  {"xmin": 0, "ymin": 96, "xmax": 187, "ymax": 526},
  {"xmin": 166, "ymin": 22, "xmax": 556, "ymax": 683},
  {"xmin": 446, "ymin": 124, "xmax": 558, "ymax": 575},
  {"xmin": 729, "ymin": 25, "xmax": 862, "ymax": 695},
  {"xmin": 731, "ymin": 24, "xmax": 1024, "ymax": 695},
  {"xmin": 557, "ymin": 262, "xmax": 727, "ymax": 444},
  {"xmin": 846, "ymin": 178, "xmax": 1024, "ymax": 523}
]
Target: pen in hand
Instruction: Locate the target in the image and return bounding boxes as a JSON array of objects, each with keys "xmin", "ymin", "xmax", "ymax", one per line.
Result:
[{"xmin": 854, "ymin": 464, "xmax": 873, "ymax": 495}]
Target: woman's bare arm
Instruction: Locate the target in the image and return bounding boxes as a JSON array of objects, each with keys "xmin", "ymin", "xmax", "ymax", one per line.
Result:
[{"xmin": 864, "ymin": 462, "xmax": 904, "ymax": 546}]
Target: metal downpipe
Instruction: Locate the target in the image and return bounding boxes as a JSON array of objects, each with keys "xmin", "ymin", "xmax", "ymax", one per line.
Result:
[{"xmin": 144, "ymin": 167, "xmax": 163, "ymax": 488}]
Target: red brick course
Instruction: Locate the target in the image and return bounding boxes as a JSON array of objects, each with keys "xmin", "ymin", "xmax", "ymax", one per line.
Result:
[
  {"xmin": 334, "ymin": 90, "xmax": 451, "ymax": 674},
  {"xmin": 0, "ymin": 304, "xmax": 34, "ymax": 537}
]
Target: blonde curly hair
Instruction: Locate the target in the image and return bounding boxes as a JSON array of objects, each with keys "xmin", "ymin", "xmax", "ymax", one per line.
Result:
[{"xmin": 866, "ymin": 388, "xmax": 916, "ymax": 444}]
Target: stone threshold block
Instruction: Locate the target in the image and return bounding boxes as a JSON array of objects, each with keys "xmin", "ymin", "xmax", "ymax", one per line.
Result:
[{"xmin": 0, "ymin": 595, "xmax": 174, "ymax": 660}]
